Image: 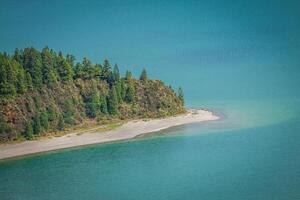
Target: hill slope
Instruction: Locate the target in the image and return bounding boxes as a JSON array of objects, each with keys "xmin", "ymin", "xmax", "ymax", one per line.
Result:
[{"xmin": 0, "ymin": 47, "xmax": 185, "ymax": 142}]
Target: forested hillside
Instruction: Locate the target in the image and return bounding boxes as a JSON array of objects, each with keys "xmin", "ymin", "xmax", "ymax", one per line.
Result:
[{"xmin": 0, "ymin": 47, "xmax": 185, "ymax": 142}]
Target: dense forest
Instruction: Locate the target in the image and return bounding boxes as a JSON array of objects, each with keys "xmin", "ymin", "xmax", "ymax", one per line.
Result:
[{"xmin": 0, "ymin": 47, "xmax": 185, "ymax": 142}]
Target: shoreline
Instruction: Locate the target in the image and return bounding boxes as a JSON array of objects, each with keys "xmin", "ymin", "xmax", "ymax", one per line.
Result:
[{"xmin": 0, "ymin": 109, "xmax": 219, "ymax": 160}]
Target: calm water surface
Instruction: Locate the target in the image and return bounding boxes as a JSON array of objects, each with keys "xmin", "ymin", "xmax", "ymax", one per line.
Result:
[
  {"xmin": 0, "ymin": 100, "xmax": 299, "ymax": 200},
  {"xmin": 1, "ymin": 0, "xmax": 300, "ymax": 199}
]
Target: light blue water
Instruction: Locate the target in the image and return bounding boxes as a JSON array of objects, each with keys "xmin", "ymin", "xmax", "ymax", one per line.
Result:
[{"xmin": 1, "ymin": 0, "xmax": 300, "ymax": 199}]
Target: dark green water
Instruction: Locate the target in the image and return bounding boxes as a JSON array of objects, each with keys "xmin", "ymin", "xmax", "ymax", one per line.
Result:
[{"xmin": 1, "ymin": 0, "xmax": 300, "ymax": 199}]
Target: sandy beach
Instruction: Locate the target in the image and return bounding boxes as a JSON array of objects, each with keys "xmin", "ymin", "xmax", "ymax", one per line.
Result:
[{"xmin": 0, "ymin": 109, "xmax": 219, "ymax": 160}]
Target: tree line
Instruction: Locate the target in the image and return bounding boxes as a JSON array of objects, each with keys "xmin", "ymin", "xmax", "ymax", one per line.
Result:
[
  {"xmin": 0, "ymin": 47, "xmax": 184, "ymax": 140},
  {"xmin": 0, "ymin": 47, "xmax": 145, "ymax": 98}
]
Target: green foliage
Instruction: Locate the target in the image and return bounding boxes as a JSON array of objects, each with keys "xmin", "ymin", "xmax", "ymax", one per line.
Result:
[
  {"xmin": 16, "ymin": 68, "xmax": 27, "ymax": 94},
  {"xmin": 26, "ymin": 72, "xmax": 34, "ymax": 91},
  {"xmin": 125, "ymin": 70, "xmax": 132, "ymax": 80},
  {"xmin": 57, "ymin": 114, "xmax": 65, "ymax": 131},
  {"xmin": 41, "ymin": 47, "xmax": 58, "ymax": 87},
  {"xmin": 0, "ymin": 46, "xmax": 185, "ymax": 142},
  {"xmin": 120, "ymin": 80, "xmax": 126, "ymax": 101},
  {"xmin": 178, "ymin": 87, "xmax": 184, "ymax": 106},
  {"xmin": 108, "ymin": 86, "xmax": 119, "ymax": 115},
  {"xmin": 85, "ymin": 81, "xmax": 101, "ymax": 118},
  {"xmin": 59, "ymin": 60, "xmax": 73, "ymax": 82},
  {"xmin": 55, "ymin": 52, "xmax": 74, "ymax": 83},
  {"xmin": 125, "ymin": 83, "xmax": 135, "ymax": 103},
  {"xmin": 0, "ymin": 121, "xmax": 12, "ymax": 136},
  {"xmin": 23, "ymin": 47, "xmax": 43, "ymax": 88},
  {"xmin": 107, "ymin": 71, "xmax": 115, "ymax": 85},
  {"xmin": 0, "ymin": 54, "xmax": 17, "ymax": 100},
  {"xmin": 24, "ymin": 121, "xmax": 33, "ymax": 139},
  {"xmin": 85, "ymin": 99, "xmax": 99, "ymax": 118},
  {"xmin": 33, "ymin": 112, "xmax": 42, "ymax": 134},
  {"xmin": 0, "ymin": 82, "xmax": 17, "ymax": 100},
  {"xmin": 82, "ymin": 57, "xmax": 95, "ymax": 80},
  {"xmin": 74, "ymin": 63, "xmax": 84, "ymax": 79},
  {"xmin": 139, "ymin": 68, "xmax": 148, "ymax": 81},
  {"xmin": 66, "ymin": 54, "xmax": 75, "ymax": 67},
  {"xmin": 47, "ymin": 104, "xmax": 57, "ymax": 122},
  {"xmin": 102, "ymin": 59, "xmax": 111, "ymax": 80},
  {"xmin": 100, "ymin": 95, "xmax": 108, "ymax": 114},
  {"xmin": 26, "ymin": 102, "xmax": 33, "ymax": 112},
  {"xmin": 62, "ymin": 99, "xmax": 75, "ymax": 125},
  {"xmin": 113, "ymin": 64, "xmax": 120, "ymax": 82},
  {"xmin": 13, "ymin": 48, "xmax": 23, "ymax": 63},
  {"xmin": 115, "ymin": 81, "xmax": 122, "ymax": 103},
  {"xmin": 94, "ymin": 64, "xmax": 102, "ymax": 79},
  {"xmin": 33, "ymin": 95, "xmax": 42, "ymax": 108},
  {"xmin": 40, "ymin": 111, "xmax": 49, "ymax": 130}
]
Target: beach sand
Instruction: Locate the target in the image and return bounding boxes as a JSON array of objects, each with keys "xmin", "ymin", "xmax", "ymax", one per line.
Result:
[{"xmin": 0, "ymin": 109, "xmax": 219, "ymax": 160}]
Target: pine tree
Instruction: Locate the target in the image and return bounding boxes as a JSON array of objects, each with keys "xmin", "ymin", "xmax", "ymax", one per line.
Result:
[
  {"xmin": 16, "ymin": 68, "xmax": 27, "ymax": 94},
  {"xmin": 94, "ymin": 63, "xmax": 102, "ymax": 79},
  {"xmin": 62, "ymin": 99, "xmax": 75, "ymax": 124},
  {"xmin": 0, "ymin": 54, "xmax": 18, "ymax": 85},
  {"xmin": 66, "ymin": 54, "xmax": 75, "ymax": 68},
  {"xmin": 33, "ymin": 112, "xmax": 42, "ymax": 134},
  {"xmin": 82, "ymin": 57, "xmax": 95, "ymax": 80},
  {"xmin": 33, "ymin": 96, "xmax": 42, "ymax": 108},
  {"xmin": 178, "ymin": 87, "xmax": 184, "ymax": 106},
  {"xmin": 40, "ymin": 111, "xmax": 49, "ymax": 130},
  {"xmin": 41, "ymin": 47, "xmax": 58, "ymax": 87},
  {"xmin": 50, "ymin": 49, "xmax": 59, "ymax": 73},
  {"xmin": 10, "ymin": 59, "xmax": 21, "ymax": 85},
  {"xmin": 47, "ymin": 104, "xmax": 57, "ymax": 122},
  {"xmin": 107, "ymin": 71, "xmax": 115, "ymax": 86},
  {"xmin": 59, "ymin": 60, "xmax": 73, "ymax": 82},
  {"xmin": 13, "ymin": 48, "xmax": 23, "ymax": 64},
  {"xmin": 115, "ymin": 81, "xmax": 122, "ymax": 103},
  {"xmin": 108, "ymin": 86, "xmax": 118, "ymax": 115},
  {"xmin": 113, "ymin": 64, "xmax": 120, "ymax": 82},
  {"xmin": 85, "ymin": 81, "xmax": 101, "ymax": 118},
  {"xmin": 24, "ymin": 121, "xmax": 33, "ymax": 139},
  {"xmin": 120, "ymin": 80, "xmax": 126, "ymax": 101},
  {"xmin": 125, "ymin": 70, "xmax": 132, "ymax": 80},
  {"xmin": 102, "ymin": 59, "xmax": 111, "ymax": 80},
  {"xmin": 100, "ymin": 95, "xmax": 108, "ymax": 114},
  {"xmin": 0, "ymin": 54, "xmax": 17, "ymax": 99},
  {"xmin": 125, "ymin": 83, "xmax": 135, "ymax": 103},
  {"xmin": 57, "ymin": 115, "xmax": 65, "ymax": 131},
  {"xmin": 139, "ymin": 68, "xmax": 147, "ymax": 81},
  {"xmin": 85, "ymin": 97, "xmax": 99, "ymax": 118},
  {"xmin": 74, "ymin": 63, "xmax": 84, "ymax": 79},
  {"xmin": 0, "ymin": 54, "xmax": 7, "ymax": 85},
  {"xmin": 23, "ymin": 47, "xmax": 43, "ymax": 89},
  {"xmin": 0, "ymin": 82, "xmax": 17, "ymax": 100},
  {"xmin": 26, "ymin": 72, "xmax": 34, "ymax": 91},
  {"xmin": 0, "ymin": 116, "xmax": 12, "ymax": 138}
]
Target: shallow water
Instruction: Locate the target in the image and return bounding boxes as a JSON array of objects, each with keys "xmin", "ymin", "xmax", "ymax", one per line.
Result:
[
  {"xmin": 0, "ymin": 100, "xmax": 299, "ymax": 200},
  {"xmin": 1, "ymin": 0, "xmax": 300, "ymax": 199}
]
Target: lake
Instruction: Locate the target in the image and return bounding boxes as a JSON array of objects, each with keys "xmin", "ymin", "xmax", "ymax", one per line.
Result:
[{"xmin": 1, "ymin": 0, "xmax": 300, "ymax": 199}]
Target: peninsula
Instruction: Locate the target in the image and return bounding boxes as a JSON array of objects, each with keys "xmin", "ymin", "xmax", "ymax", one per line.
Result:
[{"xmin": 0, "ymin": 47, "xmax": 219, "ymax": 159}]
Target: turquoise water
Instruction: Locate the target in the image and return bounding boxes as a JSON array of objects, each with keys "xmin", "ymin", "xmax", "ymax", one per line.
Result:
[
  {"xmin": 1, "ymin": 0, "xmax": 300, "ymax": 199},
  {"xmin": 0, "ymin": 100, "xmax": 300, "ymax": 200}
]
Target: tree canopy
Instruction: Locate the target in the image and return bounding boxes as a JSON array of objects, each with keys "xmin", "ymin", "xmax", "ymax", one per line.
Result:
[
  {"xmin": 0, "ymin": 47, "xmax": 185, "ymax": 142},
  {"xmin": 139, "ymin": 68, "xmax": 148, "ymax": 81}
]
